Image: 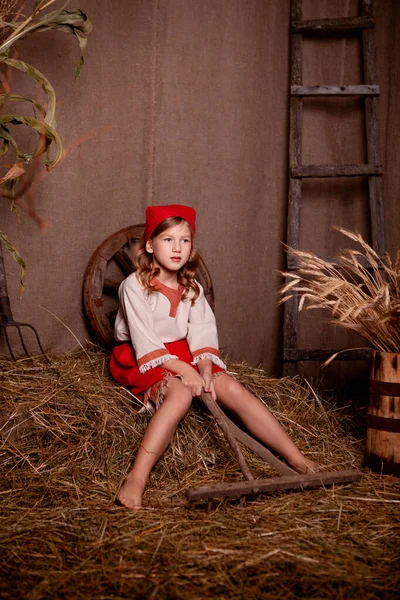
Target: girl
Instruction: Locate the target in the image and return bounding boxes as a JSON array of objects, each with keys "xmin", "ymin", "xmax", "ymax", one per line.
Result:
[{"xmin": 110, "ymin": 204, "xmax": 316, "ymax": 509}]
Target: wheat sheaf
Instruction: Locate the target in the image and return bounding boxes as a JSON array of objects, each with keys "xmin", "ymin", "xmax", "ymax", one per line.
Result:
[{"xmin": 280, "ymin": 227, "xmax": 400, "ymax": 354}]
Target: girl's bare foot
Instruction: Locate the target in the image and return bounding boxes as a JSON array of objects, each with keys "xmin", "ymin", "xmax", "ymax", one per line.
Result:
[{"xmin": 116, "ymin": 475, "xmax": 145, "ymax": 510}]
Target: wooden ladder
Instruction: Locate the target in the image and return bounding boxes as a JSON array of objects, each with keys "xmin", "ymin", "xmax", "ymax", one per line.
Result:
[{"xmin": 283, "ymin": 0, "xmax": 384, "ymax": 377}]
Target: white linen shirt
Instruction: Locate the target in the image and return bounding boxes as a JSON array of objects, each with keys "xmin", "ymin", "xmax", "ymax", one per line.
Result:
[{"xmin": 114, "ymin": 272, "xmax": 226, "ymax": 373}]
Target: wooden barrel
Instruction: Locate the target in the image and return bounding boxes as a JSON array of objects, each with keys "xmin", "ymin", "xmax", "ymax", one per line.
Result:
[{"xmin": 365, "ymin": 351, "xmax": 400, "ymax": 476}]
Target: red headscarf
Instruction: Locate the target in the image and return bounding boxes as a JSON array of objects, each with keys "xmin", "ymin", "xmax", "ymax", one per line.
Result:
[{"xmin": 144, "ymin": 204, "xmax": 196, "ymax": 241}]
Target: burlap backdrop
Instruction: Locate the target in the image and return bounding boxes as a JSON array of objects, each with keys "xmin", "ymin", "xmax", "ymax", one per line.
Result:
[{"xmin": 1, "ymin": 0, "xmax": 399, "ymax": 382}]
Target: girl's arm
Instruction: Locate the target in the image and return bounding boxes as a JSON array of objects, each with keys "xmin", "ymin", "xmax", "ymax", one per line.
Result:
[
  {"xmin": 162, "ymin": 358, "xmax": 204, "ymax": 397},
  {"xmin": 186, "ymin": 284, "xmax": 226, "ymax": 372},
  {"xmin": 196, "ymin": 357, "xmax": 217, "ymax": 400}
]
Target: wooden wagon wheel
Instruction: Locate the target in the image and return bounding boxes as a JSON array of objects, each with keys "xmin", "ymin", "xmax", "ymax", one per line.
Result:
[{"xmin": 83, "ymin": 224, "xmax": 215, "ymax": 349}]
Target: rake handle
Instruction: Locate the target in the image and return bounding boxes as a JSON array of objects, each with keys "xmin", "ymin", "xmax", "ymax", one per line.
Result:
[
  {"xmin": 200, "ymin": 391, "xmax": 254, "ymax": 482},
  {"xmin": 0, "ymin": 241, "xmax": 15, "ymax": 324},
  {"xmin": 0, "ymin": 241, "xmax": 8, "ymax": 297}
]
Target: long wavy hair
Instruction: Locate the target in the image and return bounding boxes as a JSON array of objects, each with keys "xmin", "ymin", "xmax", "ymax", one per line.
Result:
[{"xmin": 134, "ymin": 217, "xmax": 200, "ymax": 303}]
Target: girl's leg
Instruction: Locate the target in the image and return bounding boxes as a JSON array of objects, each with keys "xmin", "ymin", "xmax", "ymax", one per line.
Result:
[
  {"xmin": 213, "ymin": 374, "xmax": 317, "ymax": 473},
  {"xmin": 117, "ymin": 377, "xmax": 192, "ymax": 509}
]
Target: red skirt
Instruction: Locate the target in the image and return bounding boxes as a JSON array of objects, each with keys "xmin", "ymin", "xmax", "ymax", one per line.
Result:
[{"xmin": 110, "ymin": 339, "xmax": 224, "ymax": 400}]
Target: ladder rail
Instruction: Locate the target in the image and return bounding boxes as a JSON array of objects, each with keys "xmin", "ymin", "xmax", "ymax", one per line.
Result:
[
  {"xmin": 284, "ymin": 0, "xmax": 303, "ymax": 372},
  {"xmin": 362, "ymin": 0, "xmax": 385, "ymax": 256}
]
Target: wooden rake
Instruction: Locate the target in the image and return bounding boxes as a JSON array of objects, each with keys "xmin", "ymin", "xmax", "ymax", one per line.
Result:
[{"xmin": 186, "ymin": 392, "xmax": 362, "ymax": 509}]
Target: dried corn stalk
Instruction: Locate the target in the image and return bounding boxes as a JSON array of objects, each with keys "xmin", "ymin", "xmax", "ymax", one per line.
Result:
[{"xmin": 0, "ymin": 0, "xmax": 92, "ymax": 278}]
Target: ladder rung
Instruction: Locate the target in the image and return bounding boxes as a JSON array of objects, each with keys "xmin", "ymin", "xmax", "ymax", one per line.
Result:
[
  {"xmin": 292, "ymin": 16, "xmax": 374, "ymax": 34},
  {"xmin": 291, "ymin": 85, "xmax": 379, "ymax": 97},
  {"xmin": 291, "ymin": 164, "xmax": 383, "ymax": 178},
  {"xmin": 284, "ymin": 349, "xmax": 372, "ymax": 362}
]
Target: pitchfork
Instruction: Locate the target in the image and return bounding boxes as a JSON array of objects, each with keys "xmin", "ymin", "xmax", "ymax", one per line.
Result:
[{"xmin": 0, "ymin": 241, "xmax": 49, "ymax": 362}]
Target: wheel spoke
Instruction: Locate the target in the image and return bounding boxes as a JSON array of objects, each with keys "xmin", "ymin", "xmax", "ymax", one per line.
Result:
[
  {"xmin": 107, "ymin": 308, "xmax": 118, "ymax": 325},
  {"xmin": 114, "ymin": 249, "xmax": 135, "ymax": 275},
  {"xmin": 103, "ymin": 278, "xmax": 121, "ymax": 297}
]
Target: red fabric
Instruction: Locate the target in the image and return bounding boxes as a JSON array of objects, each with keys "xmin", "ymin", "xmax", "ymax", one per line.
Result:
[
  {"xmin": 145, "ymin": 204, "xmax": 196, "ymax": 241},
  {"xmin": 110, "ymin": 338, "xmax": 223, "ymax": 399}
]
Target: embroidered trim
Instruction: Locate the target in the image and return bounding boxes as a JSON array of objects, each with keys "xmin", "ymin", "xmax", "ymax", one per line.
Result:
[
  {"xmin": 138, "ymin": 353, "xmax": 179, "ymax": 373},
  {"xmin": 138, "ymin": 348, "xmax": 170, "ymax": 368},
  {"xmin": 143, "ymin": 371, "xmax": 184, "ymax": 413},
  {"xmin": 192, "ymin": 353, "xmax": 227, "ymax": 371},
  {"xmin": 192, "ymin": 346, "xmax": 220, "ymax": 358},
  {"xmin": 151, "ymin": 278, "xmax": 184, "ymax": 317},
  {"xmin": 154, "ymin": 372, "xmax": 184, "ymax": 408}
]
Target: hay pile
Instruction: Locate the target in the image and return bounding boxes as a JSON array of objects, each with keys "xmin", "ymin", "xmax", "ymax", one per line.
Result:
[{"xmin": 0, "ymin": 349, "xmax": 399, "ymax": 599}]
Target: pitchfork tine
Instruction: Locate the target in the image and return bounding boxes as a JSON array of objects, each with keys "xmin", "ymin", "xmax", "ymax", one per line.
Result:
[
  {"xmin": 18, "ymin": 322, "xmax": 50, "ymax": 362},
  {"xmin": 2, "ymin": 325, "xmax": 16, "ymax": 361},
  {"xmin": 0, "ymin": 242, "xmax": 50, "ymax": 363},
  {"xmin": 16, "ymin": 324, "xmax": 31, "ymax": 357}
]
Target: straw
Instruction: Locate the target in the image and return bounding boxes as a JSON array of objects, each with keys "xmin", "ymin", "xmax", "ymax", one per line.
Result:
[
  {"xmin": 1, "ymin": 349, "xmax": 399, "ymax": 599},
  {"xmin": 280, "ymin": 227, "xmax": 400, "ymax": 354}
]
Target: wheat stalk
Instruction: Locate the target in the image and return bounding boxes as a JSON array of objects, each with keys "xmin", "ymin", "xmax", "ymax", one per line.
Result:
[{"xmin": 280, "ymin": 227, "xmax": 400, "ymax": 352}]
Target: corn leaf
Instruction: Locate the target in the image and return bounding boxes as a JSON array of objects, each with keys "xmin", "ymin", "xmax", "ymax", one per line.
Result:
[
  {"xmin": 32, "ymin": 9, "xmax": 92, "ymax": 80},
  {"xmin": 0, "ymin": 115, "xmax": 63, "ymax": 169},
  {"xmin": 0, "ymin": 123, "xmax": 25, "ymax": 159},
  {"xmin": 3, "ymin": 58, "xmax": 56, "ymax": 126},
  {"xmin": 0, "ymin": 1, "xmax": 91, "ymax": 282},
  {"xmin": 0, "ymin": 230, "xmax": 26, "ymax": 289},
  {"xmin": 0, "ymin": 8, "xmax": 92, "ymax": 80},
  {"xmin": 0, "ymin": 136, "xmax": 9, "ymax": 158},
  {"xmin": 0, "ymin": 93, "xmax": 46, "ymax": 118},
  {"xmin": 0, "ymin": 162, "xmax": 24, "ymax": 183},
  {"xmin": 33, "ymin": 1, "xmax": 49, "ymax": 14}
]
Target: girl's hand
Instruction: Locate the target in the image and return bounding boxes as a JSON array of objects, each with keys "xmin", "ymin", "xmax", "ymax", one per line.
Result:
[
  {"xmin": 164, "ymin": 359, "xmax": 204, "ymax": 396},
  {"xmin": 180, "ymin": 368, "xmax": 204, "ymax": 397},
  {"xmin": 197, "ymin": 358, "xmax": 217, "ymax": 400},
  {"xmin": 202, "ymin": 371, "xmax": 217, "ymax": 400}
]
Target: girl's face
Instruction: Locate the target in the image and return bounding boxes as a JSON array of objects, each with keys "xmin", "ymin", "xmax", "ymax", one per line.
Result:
[{"xmin": 145, "ymin": 222, "xmax": 192, "ymax": 279}]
